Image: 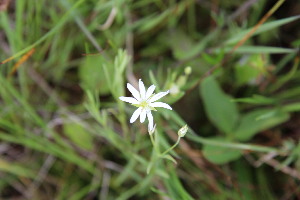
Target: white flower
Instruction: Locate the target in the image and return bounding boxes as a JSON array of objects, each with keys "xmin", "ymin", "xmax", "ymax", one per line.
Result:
[{"xmin": 119, "ymin": 79, "xmax": 172, "ymax": 131}]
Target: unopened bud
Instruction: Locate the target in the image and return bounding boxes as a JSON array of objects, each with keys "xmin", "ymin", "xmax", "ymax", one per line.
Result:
[
  {"xmin": 178, "ymin": 125, "xmax": 188, "ymax": 137},
  {"xmin": 148, "ymin": 124, "xmax": 156, "ymax": 135},
  {"xmin": 184, "ymin": 66, "xmax": 192, "ymax": 75},
  {"xmin": 170, "ymin": 84, "xmax": 180, "ymax": 95}
]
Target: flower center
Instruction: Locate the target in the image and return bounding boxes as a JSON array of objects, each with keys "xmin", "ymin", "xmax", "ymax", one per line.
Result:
[
  {"xmin": 132, "ymin": 100, "xmax": 157, "ymax": 111},
  {"xmin": 139, "ymin": 100, "xmax": 148, "ymax": 108}
]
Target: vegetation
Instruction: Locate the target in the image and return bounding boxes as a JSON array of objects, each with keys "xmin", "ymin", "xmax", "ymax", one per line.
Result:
[{"xmin": 0, "ymin": 0, "xmax": 299, "ymax": 199}]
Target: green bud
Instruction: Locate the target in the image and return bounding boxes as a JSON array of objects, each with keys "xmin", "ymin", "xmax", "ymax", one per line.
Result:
[{"xmin": 184, "ymin": 66, "xmax": 192, "ymax": 75}]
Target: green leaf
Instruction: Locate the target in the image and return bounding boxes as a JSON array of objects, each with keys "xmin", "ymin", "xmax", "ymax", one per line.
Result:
[
  {"xmin": 283, "ymin": 102, "xmax": 300, "ymax": 112},
  {"xmin": 234, "ymin": 109, "xmax": 289, "ymax": 141},
  {"xmin": 233, "ymin": 95, "xmax": 276, "ymax": 105},
  {"xmin": 203, "ymin": 137, "xmax": 242, "ymax": 164},
  {"xmin": 0, "ymin": 158, "xmax": 36, "ymax": 178},
  {"xmin": 79, "ymin": 56, "xmax": 110, "ymax": 95},
  {"xmin": 169, "ymin": 30, "xmax": 218, "ymax": 60},
  {"xmin": 225, "ymin": 15, "xmax": 300, "ymax": 45},
  {"xmin": 64, "ymin": 123, "xmax": 93, "ymax": 150},
  {"xmin": 213, "ymin": 46, "xmax": 296, "ymax": 54},
  {"xmin": 269, "ymin": 56, "xmax": 299, "ymax": 92},
  {"xmin": 137, "ymin": 10, "xmax": 171, "ymax": 33},
  {"xmin": 164, "ymin": 168, "xmax": 194, "ymax": 200},
  {"xmin": 234, "ymin": 161, "xmax": 257, "ymax": 199},
  {"xmin": 200, "ymin": 76, "xmax": 239, "ymax": 135},
  {"xmin": 234, "ymin": 54, "xmax": 266, "ymax": 85},
  {"xmin": 161, "ymin": 154, "xmax": 177, "ymax": 164}
]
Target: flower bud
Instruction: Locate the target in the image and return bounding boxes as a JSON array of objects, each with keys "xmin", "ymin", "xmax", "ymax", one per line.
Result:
[
  {"xmin": 148, "ymin": 124, "xmax": 156, "ymax": 135},
  {"xmin": 170, "ymin": 84, "xmax": 180, "ymax": 95},
  {"xmin": 184, "ymin": 66, "xmax": 192, "ymax": 75},
  {"xmin": 178, "ymin": 125, "xmax": 188, "ymax": 137}
]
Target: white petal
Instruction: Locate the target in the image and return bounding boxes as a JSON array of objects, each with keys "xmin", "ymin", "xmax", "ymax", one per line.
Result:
[
  {"xmin": 127, "ymin": 83, "xmax": 141, "ymax": 101},
  {"xmin": 147, "ymin": 111, "xmax": 154, "ymax": 132},
  {"xmin": 119, "ymin": 97, "xmax": 139, "ymax": 104},
  {"xmin": 130, "ymin": 107, "xmax": 142, "ymax": 123},
  {"xmin": 146, "ymin": 85, "xmax": 156, "ymax": 99},
  {"xmin": 139, "ymin": 79, "xmax": 146, "ymax": 100},
  {"xmin": 149, "ymin": 90, "xmax": 169, "ymax": 102},
  {"xmin": 150, "ymin": 102, "xmax": 172, "ymax": 110},
  {"xmin": 140, "ymin": 109, "xmax": 147, "ymax": 123}
]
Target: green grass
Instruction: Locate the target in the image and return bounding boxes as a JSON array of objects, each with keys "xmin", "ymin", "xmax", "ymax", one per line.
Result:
[{"xmin": 0, "ymin": 0, "xmax": 300, "ymax": 199}]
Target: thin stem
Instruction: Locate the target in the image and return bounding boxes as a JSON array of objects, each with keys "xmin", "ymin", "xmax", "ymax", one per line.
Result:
[
  {"xmin": 161, "ymin": 137, "xmax": 181, "ymax": 156},
  {"xmin": 147, "ymin": 133, "xmax": 159, "ymax": 174},
  {"xmin": 150, "ymin": 131, "xmax": 159, "ymax": 154},
  {"xmin": 188, "ymin": 134, "xmax": 286, "ymax": 155},
  {"xmin": 150, "ymin": 133, "xmax": 155, "ymax": 147}
]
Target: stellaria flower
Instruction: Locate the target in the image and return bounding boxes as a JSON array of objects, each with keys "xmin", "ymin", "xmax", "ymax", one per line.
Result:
[{"xmin": 119, "ymin": 79, "xmax": 172, "ymax": 132}]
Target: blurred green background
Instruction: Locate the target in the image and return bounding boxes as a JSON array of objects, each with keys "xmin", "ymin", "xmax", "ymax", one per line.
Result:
[{"xmin": 0, "ymin": 0, "xmax": 300, "ymax": 199}]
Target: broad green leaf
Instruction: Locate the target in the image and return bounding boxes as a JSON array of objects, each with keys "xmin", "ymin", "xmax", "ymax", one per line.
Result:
[
  {"xmin": 79, "ymin": 56, "xmax": 110, "ymax": 95},
  {"xmin": 203, "ymin": 137, "xmax": 242, "ymax": 164},
  {"xmin": 64, "ymin": 123, "xmax": 93, "ymax": 150},
  {"xmin": 200, "ymin": 76, "xmax": 239, "ymax": 135},
  {"xmin": 234, "ymin": 109, "xmax": 289, "ymax": 141}
]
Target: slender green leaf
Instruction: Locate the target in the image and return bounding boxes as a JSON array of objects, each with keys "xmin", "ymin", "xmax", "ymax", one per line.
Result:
[
  {"xmin": 226, "ymin": 15, "xmax": 300, "ymax": 45},
  {"xmin": 213, "ymin": 46, "xmax": 296, "ymax": 54},
  {"xmin": 233, "ymin": 95, "xmax": 276, "ymax": 105},
  {"xmin": 234, "ymin": 109, "xmax": 289, "ymax": 141}
]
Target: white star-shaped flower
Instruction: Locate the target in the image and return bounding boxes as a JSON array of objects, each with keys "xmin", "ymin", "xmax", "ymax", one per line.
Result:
[{"xmin": 119, "ymin": 79, "xmax": 172, "ymax": 132}]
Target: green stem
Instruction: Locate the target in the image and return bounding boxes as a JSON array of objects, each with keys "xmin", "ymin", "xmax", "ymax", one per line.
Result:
[
  {"xmin": 150, "ymin": 133, "xmax": 155, "ymax": 147},
  {"xmin": 150, "ymin": 131, "xmax": 159, "ymax": 154},
  {"xmin": 161, "ymin": 137, "xmax": 181, "ymax": 156},
  {"xmin": 147, "ymin": 135, "xmax": 160, "ymax": 174},
  {"xmin": 188, "ymin": 134, "xmax": 286, "ymax": 155}
]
